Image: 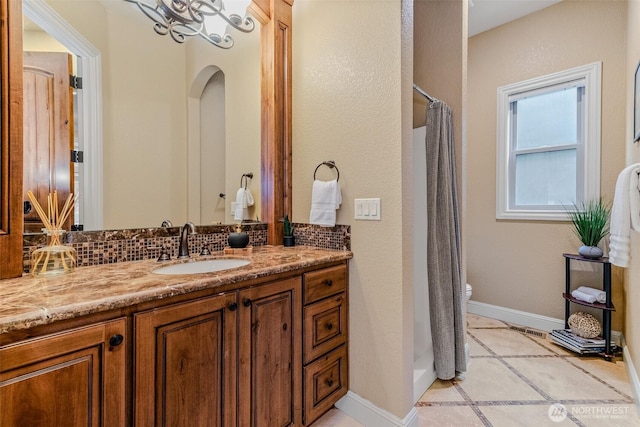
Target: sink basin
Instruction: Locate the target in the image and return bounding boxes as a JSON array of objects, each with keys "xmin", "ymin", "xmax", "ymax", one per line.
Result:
[{"xmin": 153, "ymin": 258, "xmax": 250, "ymax": 275}]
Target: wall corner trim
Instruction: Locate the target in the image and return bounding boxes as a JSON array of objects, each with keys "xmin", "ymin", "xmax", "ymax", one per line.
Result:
[
  {"xmin": 335, "ymin": 391, "xmax": 419, "ymax": 427},
  {"xmin": 622, "ymin": 342, "xmax": 640, "ymax": 411}
]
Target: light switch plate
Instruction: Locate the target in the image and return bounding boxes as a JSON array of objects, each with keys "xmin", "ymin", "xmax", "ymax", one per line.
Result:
[{"xmin": 354, "ymin": 198, "xmax": 381, "ymax": 220}]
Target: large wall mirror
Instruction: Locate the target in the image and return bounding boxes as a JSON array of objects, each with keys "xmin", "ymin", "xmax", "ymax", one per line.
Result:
[
  {"xmin": 22, "ymin": 0, "xmax": 262, "ymax": 232},
  {"xmin": 0, "ymin": 0, "xmax": 291, "ymax": 277}
]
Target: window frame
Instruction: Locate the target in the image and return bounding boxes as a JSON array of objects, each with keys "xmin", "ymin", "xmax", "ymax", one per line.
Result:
[{"xmin": 496, "ymin": 62, "xmax": 602, "ymax": 221}]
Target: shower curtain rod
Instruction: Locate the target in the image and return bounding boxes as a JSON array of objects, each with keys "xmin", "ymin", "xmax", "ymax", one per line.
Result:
[{"xmin": 413, "ymin": 83, "xmax": 437, "ymax": 103}]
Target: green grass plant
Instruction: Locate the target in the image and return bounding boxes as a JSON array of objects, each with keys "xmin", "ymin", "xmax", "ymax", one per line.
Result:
[{"xmin": 566, "ymin": 199, "xmax": 610, "ymax": 247}]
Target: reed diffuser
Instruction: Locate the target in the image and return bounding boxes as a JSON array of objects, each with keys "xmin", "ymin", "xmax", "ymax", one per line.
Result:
[{"xmin": 27, "ymin": 190, "xmax": 78, "ymax": 276}]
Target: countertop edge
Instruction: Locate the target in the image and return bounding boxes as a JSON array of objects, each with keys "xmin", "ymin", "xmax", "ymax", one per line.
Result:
[{"xmin": 0, "ymin": 247, "xmax": 352, "ymax": 335}]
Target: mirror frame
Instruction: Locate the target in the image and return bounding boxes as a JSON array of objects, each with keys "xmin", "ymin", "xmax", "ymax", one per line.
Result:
[
  {"xmin": 0, "ymin": 0, "xmax": 293, "ymax": 278},
  {"xmin": 0, "ymin": 0, "xmax": 23, "ymax": 279},
  {"xmin": 252, "ymin": 0, "xmax": 293, "ymax": 244}
]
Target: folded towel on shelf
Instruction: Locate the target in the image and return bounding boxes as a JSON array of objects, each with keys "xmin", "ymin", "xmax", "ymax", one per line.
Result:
[
  {"xmin": 309, "ymin": 179, "xmax": 342, "ymax": 227},
  {"xmin": 575, "ymin": 286, "xmax": 606, "ymax": 304},
  {"xmin": 571, "ymin": 289, "xmax": 597, "ymax": 304},
  {"xmin": 609, "ymin": 163, "xmax": 640, "ymax": 267},
  {"xmin": 233, "ymin": 187, "xmax": 255, "ymax": 221}
]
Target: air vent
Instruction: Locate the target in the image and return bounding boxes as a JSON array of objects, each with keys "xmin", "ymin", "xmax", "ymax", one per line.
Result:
[{"xmin": 508, "ymin": 325, "xmax": 546, "ymax": 338}]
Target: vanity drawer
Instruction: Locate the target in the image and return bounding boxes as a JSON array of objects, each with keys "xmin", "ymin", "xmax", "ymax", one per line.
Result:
[
  {"xmin": 303, "ymin": 265, "xmax": 346, "ymax": 304},
  {"xmin": 303, "ymin": 345, "xmax": 348, "ymax": 425},
  {"xmin": 303, "ymin": 293, "xmax": 347, "ymax": 364}
]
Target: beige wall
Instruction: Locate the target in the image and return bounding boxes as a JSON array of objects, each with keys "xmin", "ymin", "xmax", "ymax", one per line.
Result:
[
  {"xmin": 625, "ymin": 0, "xmax": 640, "ymax": 392},
  {"xmin": 467, "ymin": 1, "xmax": 626, "ymax": 329},
  {"xmin": 414, "ymin": 0, "xmax": 467, "ymax": 280},
  {"xmin": 42, "ymin": 0, "xmax": 260, "ymax": 229},
  {"xmin": 293, "ymin": 0, "xmax": 415, "ymax": 418}
]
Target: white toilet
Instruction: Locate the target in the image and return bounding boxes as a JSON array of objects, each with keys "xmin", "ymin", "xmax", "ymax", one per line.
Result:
[{"xmin": 466, "ymin": 283, "xmax": 472, "ymax": 301}]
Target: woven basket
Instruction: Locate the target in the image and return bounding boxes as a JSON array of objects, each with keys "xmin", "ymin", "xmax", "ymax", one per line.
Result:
[{"xmin": 568, "ymin": 312, "xmax": 602, "ymax": 339}]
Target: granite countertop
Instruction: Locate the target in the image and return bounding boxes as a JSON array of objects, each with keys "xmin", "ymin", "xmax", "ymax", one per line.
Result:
[{"xmin": 0, "ymin": 246, "xmax": 352, "ymax": 334}]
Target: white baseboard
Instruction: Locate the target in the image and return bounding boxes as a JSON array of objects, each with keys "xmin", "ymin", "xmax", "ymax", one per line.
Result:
[
  {"xmin": 335, "ymin": 391, "xmax": 419, "ymax": 427},
  {"xmin": 467, "ymin": 300, "xmax": 623, "ymax": 346},
  {"xmin": 413, "ymin": 365, "xmax": 436, "ymax": 403},
  {"xmin": 622, "ymin": 339, "xmax": 640, "ymax": 409},
  {"xmin": 467, "ymin": 300, "xmax": 565, "ymax": 331}
]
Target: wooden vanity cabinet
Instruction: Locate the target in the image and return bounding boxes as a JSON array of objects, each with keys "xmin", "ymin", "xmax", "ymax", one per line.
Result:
[
  {"xmin": 238, "ymin": 277, "xmax": 303, "ymax": 426},
  {"xmin": 0, "ymin": 318, "xmax": 126, "ymax": 426},
  {"xmin": 302, "ymin": 265, "xmax": 349, "ymax": 425},
  {"xmin": 134, "ymin": 292, "xmax": 238, "ymax": 427},
  {"xmin": 0, "ymin": 261, "xmax": 349, "ymax": 426},
  {"xmin": 134, "ymin": 276, "xmax": 304, "ymax": 427}
]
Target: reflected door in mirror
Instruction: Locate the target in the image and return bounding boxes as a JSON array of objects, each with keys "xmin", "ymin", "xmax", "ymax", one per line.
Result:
[{"xmin": 23, "ymin": 51, "xmax": 74, "ymax": 233}]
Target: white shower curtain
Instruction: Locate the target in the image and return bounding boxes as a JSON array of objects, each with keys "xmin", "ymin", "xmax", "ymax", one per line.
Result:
[{"xmin": 425, "ymin": 100, "xmax": 467, "ymax": 379}]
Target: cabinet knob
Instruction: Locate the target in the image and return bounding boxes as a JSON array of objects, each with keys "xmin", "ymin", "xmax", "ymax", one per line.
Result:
[
  {"xmin": 228, "ymin": 302, "xmax": 238, "ymax": 311},
  {"xmin": 326, "ymin": 378, "xmax": 334, "ymax": 387},
  {"xmin": 109, "ymin": 334, "xmax": 124, "ymax": 348},
  {"xmin": 323, "ymin": 279, "xmax": 333, "ymax": 287},
  {"xmin": 243, "ymin": 298, "xmax": 252, "ymax": 307},
  {"xmin": 325, "ymin": 323, "xmax": 334, "ymax": 330}
]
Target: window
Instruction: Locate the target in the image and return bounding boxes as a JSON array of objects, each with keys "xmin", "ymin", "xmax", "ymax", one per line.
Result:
[{"xmin": 496, "ymin": 63, "xmax": 601, "ymax": 220}]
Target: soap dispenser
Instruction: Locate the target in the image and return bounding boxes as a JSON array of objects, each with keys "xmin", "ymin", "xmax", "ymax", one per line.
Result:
[{"xmin": 228, "ymin": 223, "xmax": 250, "ymax": 248}]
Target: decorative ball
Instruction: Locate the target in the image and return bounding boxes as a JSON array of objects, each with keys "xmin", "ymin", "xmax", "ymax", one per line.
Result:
[{"xmin": 568, "ymin": 312, "xmax": 602, "ymax": 338}]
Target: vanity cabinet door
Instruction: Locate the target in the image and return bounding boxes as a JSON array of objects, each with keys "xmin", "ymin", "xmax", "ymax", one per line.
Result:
[
  {"xmin": 0, "ymin": 318, "xmax": 126, "ymax": 427},
  {"xmin": 134, "ymin": 293, "xmax": 238, "ymax": 427},
  {"xmin": 238, "ymin": 277, "xmax": 303, "ymax": 427}
]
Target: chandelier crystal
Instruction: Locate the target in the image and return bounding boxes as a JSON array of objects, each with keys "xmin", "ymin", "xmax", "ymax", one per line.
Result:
[{"xmin": 124, "ymin": 0, "xmax": 255, "ymax": 49}]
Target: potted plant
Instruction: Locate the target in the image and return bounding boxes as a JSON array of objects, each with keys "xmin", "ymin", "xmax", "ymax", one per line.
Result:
[
  {"xmin": 566, "ymin": 198, "xmax": 610, "ymax": 259},
  {"xmin": 283, "ymin": 215, "xmax": 295, "ymax": 247}
]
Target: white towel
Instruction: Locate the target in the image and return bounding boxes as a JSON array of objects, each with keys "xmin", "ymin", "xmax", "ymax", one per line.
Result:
[
  {"xmin": 571, "ymin": 289, "xmax": 597, "ymax": 304},
  {"xmin": 576, "ymin": 286, "xmax": 606, "ymax": 304},
  {"xmin": 233, "ymin": 187, "xmax": 255, "ymax": 221},
  {"xmin": 309, "ymin": 179, "xmax": 342, "ymax": 227},
  {"xmin": 609, "ymin": 163, "xmax": 640, "ymax": 267}
]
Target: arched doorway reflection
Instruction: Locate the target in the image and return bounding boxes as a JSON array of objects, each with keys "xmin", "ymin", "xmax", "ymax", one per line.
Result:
[
  {"xmin": 199, "ymin": 71, "xmax": 226, "ymax": 224},
  {"xmin": 188, "ymin": 65, "xmax": 227, "ymax": 225}
]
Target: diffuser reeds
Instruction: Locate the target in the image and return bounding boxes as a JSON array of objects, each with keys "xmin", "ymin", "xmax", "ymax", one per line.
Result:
[{"xmin": 27, "ymin": 190, "xmax": 78, "ymax": 275}]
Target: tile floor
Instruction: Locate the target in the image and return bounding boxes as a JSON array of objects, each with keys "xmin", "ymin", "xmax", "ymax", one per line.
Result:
[
  {"xmin": 417, "ymin": 313, "xmax": 639, "ymax": 426},
  {"xmin": 312, "ymin": 313, "xmax": 640, "ymax": 426}
]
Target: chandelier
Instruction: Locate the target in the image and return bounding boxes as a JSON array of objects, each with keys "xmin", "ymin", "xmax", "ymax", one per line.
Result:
[{"xmin": 124, "ymin": 0, "xmax": 255, "ymax": 49}]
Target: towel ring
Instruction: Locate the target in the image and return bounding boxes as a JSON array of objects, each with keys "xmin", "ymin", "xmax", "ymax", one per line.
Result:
[
  {"xmin": 313, "ymin": 161, "xmax": 340, "ymax": 182},
  {"xmin": 240, "ymin": 172, "xmax": 253, "ymax": 189}
]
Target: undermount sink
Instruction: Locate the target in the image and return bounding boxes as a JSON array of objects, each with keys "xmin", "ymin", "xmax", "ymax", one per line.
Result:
[{"xmin": 153, "ymin": 258, "xmax": 251, "ymax": 275}]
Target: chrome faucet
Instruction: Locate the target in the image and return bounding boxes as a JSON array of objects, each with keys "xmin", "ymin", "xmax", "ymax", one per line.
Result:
[{"xmin": 178, "ymin": 222, "xmax": 196, "ymax": 259}]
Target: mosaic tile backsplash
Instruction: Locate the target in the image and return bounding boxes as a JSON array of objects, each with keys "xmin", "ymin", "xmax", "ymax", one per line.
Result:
[{"xmin": 22, "ymin": 223, "xmax": 351, "ymax": 273}]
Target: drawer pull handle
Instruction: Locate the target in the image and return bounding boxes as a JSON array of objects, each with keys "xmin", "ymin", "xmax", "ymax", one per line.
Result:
[
  {"xmin": 109, "ymin": 334, "xmax": 124, "ymax": 348},
  {"xmin": 326, "ymin": 323, "xmax": 334, "ymax": 330},
  {"xmin": 243, "ymin": 298, "xmax": 252, "ymax": 307},
  {"xmin": 228, "ymin": 302, "xmax": 238, "ymax": 311},
  {"xmin": 326, "ymin": 378, "xmax": 334, "ymax": 387},
  {"xmin": 323, "ymin": 279, "xmax": 333, "ymax": 287}
]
